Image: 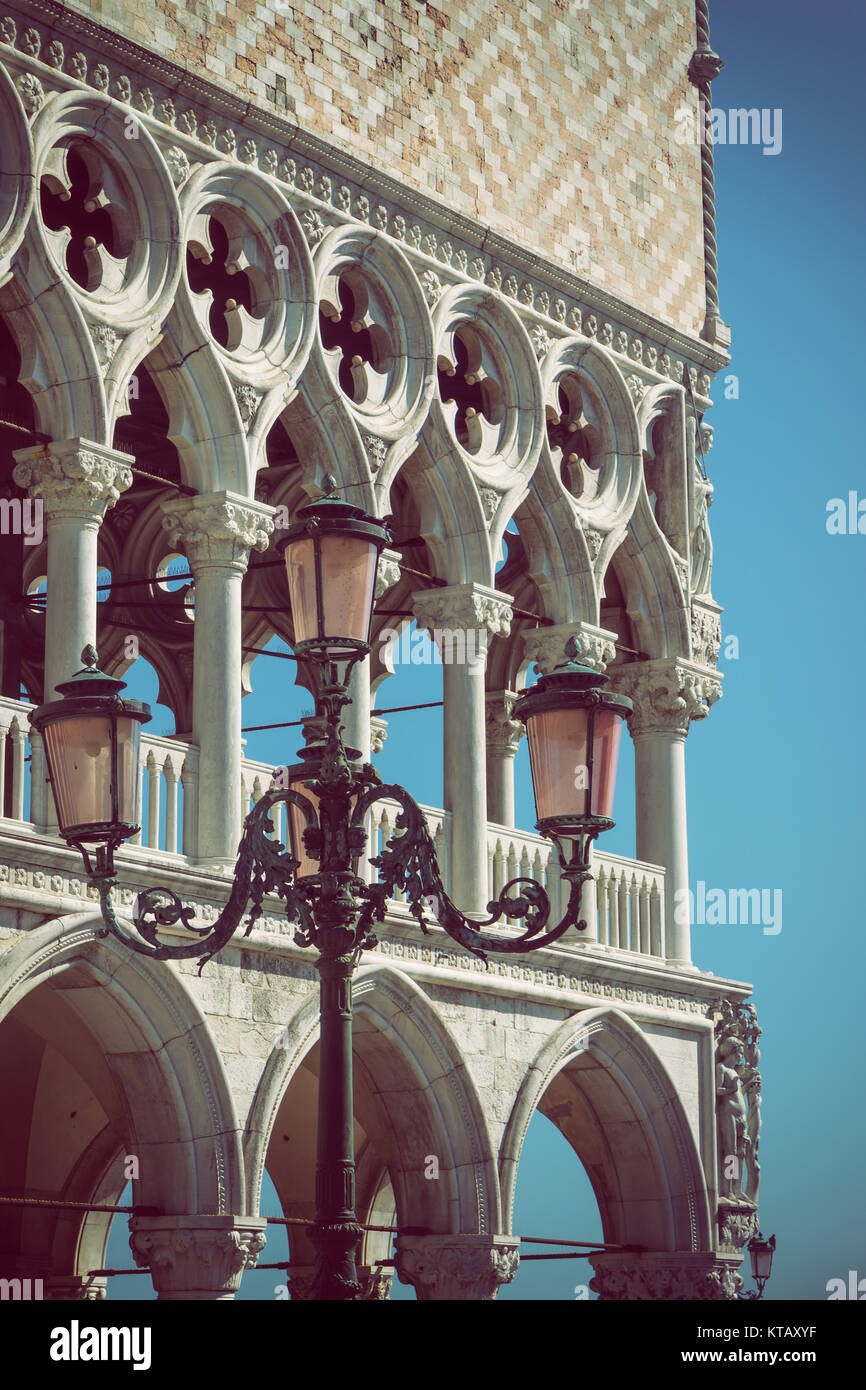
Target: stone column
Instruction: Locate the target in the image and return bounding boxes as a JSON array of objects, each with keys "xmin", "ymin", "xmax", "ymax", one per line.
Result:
[
  {"xmin": 13, "ymin": 440, "xmax": 134, "ymax": 832},
  {"xmin": 13, "ymin": 440, "xmax": 134, "ymax": 701},
  {"xmin": 608, "ymin": 659, "xmax": 722, "ymax": 967},
  {"xmin": 485, "ymin": 690, "xmax": 523, "ymax": 828},
  {"xmin": 413, "ymin": 583, "xmax": 512, "ymax": 914},
  {"xmin": 161, "ymin": 493, "xmax": 273, "ymax": 869},
  {"xmin": 129, "ymin": 1215, "xmax": 267, "ymax": 1301},
  {"xmin": 589, "ymin": 1250, "xmax": 744, "ymax": 1300},
  {"xmin": 394, "ymin": 1235, "xmax": 519, "ymax": 1301}
]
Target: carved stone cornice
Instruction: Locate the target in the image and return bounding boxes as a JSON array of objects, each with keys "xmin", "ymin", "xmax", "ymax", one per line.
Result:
[
  {"xmin": 374, "ymin": 548, "xmax": 401, "ymax": 600},
  {"xmin": 129, "ymin": 1216, "xmax": 267, "ymax": 1297},
  {"xmin": 412, "ymin": 583, "xmax": 513, "ymax": 640},
  {"xmin": 522, "ymin": 621, "xmax": 618, "ymax": 676},
  {"xmin": 608, "ymin": 658, "xmax": 722, "ymax": 738},
  {"xmin": 394, "ymin": 1235, "xmax": 519, "ymax": 1301},
  {"xmin": 589, "ymin": 1251, "xmax": 744, "ymax": 1301},
  {"xmin": 12, "ymin": 439, "xmax": 133, "ymax": 523},
  {"xmin": 485, "ymin": 690, "xmax": 524, "ymax": 758},
  {"xmin": 161, "ymin": 491, "xmax": 274, "ymax": 573}
]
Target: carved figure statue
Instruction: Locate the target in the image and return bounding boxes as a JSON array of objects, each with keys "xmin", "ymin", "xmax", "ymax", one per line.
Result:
[{"xmin": 716, "ymin": 1036, "xmax": 748, "ymax": 1200}]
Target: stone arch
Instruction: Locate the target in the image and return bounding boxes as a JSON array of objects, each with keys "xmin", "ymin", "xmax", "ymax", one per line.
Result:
[
  {"xmin": 244, "ymin": 964, "xmax": 502, "ymax": 1237},
  {"xmin": 0, "ymin": 912, "xmax": 246, "ymax": 1229},
  {"xmin": 500, "ymin": 1007, "xmax": 712, "ymax": 1253}
]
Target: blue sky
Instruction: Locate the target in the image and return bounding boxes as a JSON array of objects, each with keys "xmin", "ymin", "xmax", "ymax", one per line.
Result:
[{"xmin": 107, "ymin": 0, "xmax": 864, "ymax": 1301}]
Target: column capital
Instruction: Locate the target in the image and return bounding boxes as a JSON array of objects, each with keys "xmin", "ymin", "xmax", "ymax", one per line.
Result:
[
  {"xmin": 485, "ymin": 689, "xmax": 524, "ymax": 757},
  {"xmin": 522, "ymin": 621, "xmax": 618, "ymax": 675},
  {"xmin": 162, "ymin": 491, "xmax": 274, "ymax": 574},
  {"xmin": 13, "ymin": 438, "xmax": 133, "ymax": 523},
  {"xmin": 589, "ymin": 1251, "xmax": 744, "ymax": 1301},
  {"xmin": 394, "ymin": 1234, "xmax": 519, "ymax": 1301},
  {"xmin": 370, "ymin": 715, "xmax": 388, "ymax": 755},
  {"xmin": 375, "ymin": 547, "xmax": 402, "ymax": 599},
  {"xmin": 412, "ymin": 582, "xmax": 513, "ymax": 638},
  {"xmin": 129, "ymin": 1215, "xmax": 267, "ymax": 1300},
  {"xmin": 609, "ymin": 658, "xmax": 722, "ymax": 738}
]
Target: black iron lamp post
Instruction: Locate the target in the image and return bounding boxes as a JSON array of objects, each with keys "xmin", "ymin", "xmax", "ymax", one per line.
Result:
[
  {"xmin": 29, "ymin": 494, "xmax": 630, "ymax": 1301},
  {"xmin": 740, "ymin": 1232, "xmax": 776, "ymax": 1300}
]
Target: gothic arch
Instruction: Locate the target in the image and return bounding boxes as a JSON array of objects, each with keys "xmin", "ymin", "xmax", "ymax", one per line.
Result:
[
  {"xmin": 0, "ymin": 911, "xmax": 245, "ymax": 1220},
  {"xmin": 244, "ymin": 964, "xmax": 502, "ymax": 1235},
  {"xmin": 500, "ymin": 1007, "xmax": 712, "ymax": 1252}
]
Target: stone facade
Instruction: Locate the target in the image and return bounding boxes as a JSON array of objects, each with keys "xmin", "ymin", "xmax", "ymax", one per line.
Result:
[{"xmin": 0, "ymin": 0, "xmax": 759, "ymax": 1301}]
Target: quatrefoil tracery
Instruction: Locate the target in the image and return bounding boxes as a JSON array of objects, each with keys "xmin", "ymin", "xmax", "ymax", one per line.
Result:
[
  {"xmin": 437, "ymin": 323, "xmax": 505, "ymax": 455},
  {"xmin": 186, "ymin": 208, "xmax": 270, "ymax": 352},
  {"xmin": 319, "ymin": 268, "xmax": 394, "ymax": 406},
  {"xmin": 546, "ymin": 375, "xmax": 602, "ymax": 501},
  {"xmin": 40, "ymin": 143, "xmax": 134, "ymax": 293}
]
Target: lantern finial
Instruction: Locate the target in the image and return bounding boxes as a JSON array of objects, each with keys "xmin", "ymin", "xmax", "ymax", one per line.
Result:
[{"xmin": 81, "ymin": 644, "xmax": 99, "ymax": 670}]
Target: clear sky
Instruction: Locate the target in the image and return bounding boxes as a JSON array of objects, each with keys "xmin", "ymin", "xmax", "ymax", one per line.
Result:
[{"xmin": 106, "ymin": 0, "xmax": 864, "ymax": 1301}]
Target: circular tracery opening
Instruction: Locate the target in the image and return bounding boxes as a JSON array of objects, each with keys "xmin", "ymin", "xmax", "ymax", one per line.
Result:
[
  {"xmin": 186, "ymin": 209, "xmax": 270, "ymax": 351},
  {"xmin": 437, "ymin": 323, "xmax": 505, "ymax": 455},
  {"xmin": 546, "ymin": 375, "xmax": 601, "ymax": 500},
  {"xmin": 318, "ymin": 268, "xmax": 394, "ymax": 405},
  {"xmin": 40, "ymin": 142, "xmax": 134, "ymax": 292}
]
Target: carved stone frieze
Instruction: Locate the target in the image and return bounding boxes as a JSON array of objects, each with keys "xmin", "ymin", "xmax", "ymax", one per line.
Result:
[
  {"xmin": 590, "ymin": 1252, "xmax": 744, "ymax": 1301},
  {"xmin": 690, "ymin": 602, "xmax": 722, "ymax": 669}
]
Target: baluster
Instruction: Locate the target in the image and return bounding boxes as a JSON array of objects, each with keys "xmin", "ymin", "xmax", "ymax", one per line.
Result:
[
  {"xmin": 547, "ymin": 847, "xmax": 564, "ymax": 925},
  {"xmin": 181, "ymin": 751, "xmax": 198, "ymax": 858},
  {"xmin": 487, "ymin": 834, "xmax": 495, "ymax": 904},
  {"xmin": 28, "ymin": 725, "xmax": 47, "ymax": 829},
  {"xmin": 10, "ymin": 718, "xmax": 27, "ymax": 821},
  {"xmin": 618, "ymin": 870, "xmax": 629, "ymax": 949},
  {"xmin": 146, "ymin": 749, "xmax": 160, "ymax": 849},
  {"xmin": 131, "ymin": 747, "xmax": 144, "ymax": 846},
  {"xmin": 164, "ymin": 754, "xmax": 179, "ymax": 854},
  {"xmin": 506, "ymin": 840, "xmax": 518, "ymax": 887},
  {"xmin": 493, "ymin": 838, "xmax": 506, "ymax": 901},
  {"xmin": 638, "ymin": 876, "xmax": 651, "ymax": 953},
  {"xmin": 531, "ymin": 847, "xmax": 545, "ymax": 894},
  {"xmin": 0, "ymin": 716, "xmax": 9, "ymax": 818},
  {"xmin": 651, "ymin": 879, "xmax": 664, "ymax": 957}
]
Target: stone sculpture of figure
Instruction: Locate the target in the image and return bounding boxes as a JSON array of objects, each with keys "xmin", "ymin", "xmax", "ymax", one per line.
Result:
[
  {"xmin": 690, "ymin": 467, "xmax": 714, "ymax": 595},
  {"xmin": 741, "ymin": 1064, "xmax": 762, "ymax": 1201},
  {"xmin": 716, "ymin": 1036, "xmax": 748, "ymax": 1201}
]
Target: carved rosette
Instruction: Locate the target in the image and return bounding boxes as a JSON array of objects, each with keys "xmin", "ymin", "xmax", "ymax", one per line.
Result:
[
  {"xmin": 609, "ymin": 658, "xmax": 722, "ymax": 738},
  {"xmin": 394, "ymin": 1235, "xmax": 520, "ymax": 1301},
  {"xmin": 590, "ymin": 1252, "xmax": 744, "ymax": 1301},
  {"xmin": 522, "ymin": 621, "xmax": 618, "ymax": 675},
  {"xmin": 374, "ymin": 547, "xmax": 402, "ymax": 600},
  {"xmin": 161, "ymin": 491, "xmax": 274, "ymax": 573},
  {"xmin": 129, "ymin": 1216, "xmax": 267, "ymax": 1299},
  {"xmin": 485, "ymin": 690, "xmax": 524, "ymax": 757},
  {"xmin": 412, "ymin": 583, "xmax": 513, "ymax": 642},
  {"xmin": 13, "ymin": 440, "xmax": 134, "ymax": 524}
]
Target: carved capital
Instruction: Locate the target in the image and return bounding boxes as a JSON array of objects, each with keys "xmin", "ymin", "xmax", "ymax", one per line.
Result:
[
  {"xmin": 412, "ymin": 583, "xmax": 513, "ymax": 640},
  {"xmin": 161, "ymin": 491, "xmax": 274, "ymax": 573},
  {"xmin": 609, "ymin": 659, "xmax": 722, "ymax": 738},
  {"xmin": 394, "ymin": 1235, "xmax": 519, "ymax": 1301},
  {"xmin": 129, "ymin": 1216, "xmax": 267, "ymax": 1299},
  {"xmin": 370, "ymin": 715, "xmax": 388, "ymax": 755},
  {"xmin": 287, "ymin": 1263, "xmax": 392, "ymax": 1300},
  {"xmin": 375, "ymin": 548, "xmax": 402, "ymax": 600},
  {"xmin": 13, "ymin": 439, "xmax": 133, "ymax": 524},
  {"xmin": 522, "ymin": 621, "xmax": 618, "ymax": 675},
  {"xmin": 486, "ymin": 690, "xmax": 524, "ymax": 757},
  {"xmin": 717, "ymin": 1203, "xmax": 759, "ymax": 1254},
  {"xmin": 590, "ymin": 1252, "xmax": 744, "ymax": 1301}
]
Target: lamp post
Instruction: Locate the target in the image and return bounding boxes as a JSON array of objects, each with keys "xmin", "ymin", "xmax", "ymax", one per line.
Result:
[
  {"xmin": 29, "ymin": 493, "xmax": 631, "ymax": 1301},
  {"xmin": 741, "ymin": 1232, "xmax": 776, "ymax": 1300}
]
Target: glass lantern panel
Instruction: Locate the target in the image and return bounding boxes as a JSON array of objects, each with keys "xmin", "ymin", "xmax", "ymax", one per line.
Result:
[
  {"xmin": 287, "ymin": 773, "xmax": 319, "ymax": 878},
  {"xmin": 590, "ymin": 710, "xmax": 624, "ymax": 818},
  {"xmin": 526, "ymin": 707, "xmax": 591, "ymax": 822},
  {"xmin": 284, "ymin": 536, "xmax": 320, "ymax": 645},
  {"xmin": 44, "ymin": 715, "xmax": 141, "ymax": 832},
  {"xmin": 319, "ymin": 535, "xmax": 379, "ymax": 651}
]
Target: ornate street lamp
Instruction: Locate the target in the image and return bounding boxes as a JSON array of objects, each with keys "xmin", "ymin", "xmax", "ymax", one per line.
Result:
[
  {"xmin": 741, "ymin": 1232, "xmax": 776, "ymax": 1300},
  {"xmin": 29, "ymin": 493, "xmax": 631, "ymax": 1301}
]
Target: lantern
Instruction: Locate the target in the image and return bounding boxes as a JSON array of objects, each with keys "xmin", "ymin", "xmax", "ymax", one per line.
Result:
[
  {"xmin": 747, "ymin": 1232, "xmax": 776, "ymax": 1294},
  {"xmin": 29, "ymin": 646, "xmax": 151, "ymax": 862}
]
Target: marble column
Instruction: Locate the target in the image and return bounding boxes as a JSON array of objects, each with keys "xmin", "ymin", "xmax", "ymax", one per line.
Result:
[
  {"xmin": 161, "ymin": 492, "xmax": 273, "ymax": 869},
  {"xmin": 413, "ymin": 583, "xmax": 512, "ymax": 914},
  {"xmin": 13, "ymin": 440, "xmax": 134, "ymax": 831},
  {"xmin": 608, "ymin": 659, "xmax": 722, "ymax": 967},
  {"xmin": 129, "ymin": 1215, "xmax": 267, "ymax": 1301},
  {"xmin": 485, "ymin": 690, "xmax": 523, "ymax": 828},
  {"xmin": 394, "ymin": 1234, "xmax": 519, "ymax": 1301}
]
